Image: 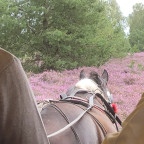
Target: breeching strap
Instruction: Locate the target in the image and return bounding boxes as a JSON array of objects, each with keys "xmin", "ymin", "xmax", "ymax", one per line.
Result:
[{"xmin": 47, "ymin": 105, "xmax": 92, "ymax": 138}]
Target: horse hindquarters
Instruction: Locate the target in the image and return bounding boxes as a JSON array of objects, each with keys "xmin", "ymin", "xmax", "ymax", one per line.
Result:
[
  {"xmin": 41, "ymin": 102, "xmax": 105, "ymax": 144},
  {"xmin": 41, "ymin": 104, "xmax": 78, "ymax": 144}
]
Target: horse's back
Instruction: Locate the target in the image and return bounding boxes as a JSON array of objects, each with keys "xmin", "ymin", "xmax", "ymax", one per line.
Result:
[
  {"xmin": 88, "ymin": 107, "xmax": 117, "ymax": 133},
  {"xmin": 41, "ymin": 102, "xmax": 116, "ymax": 144}
]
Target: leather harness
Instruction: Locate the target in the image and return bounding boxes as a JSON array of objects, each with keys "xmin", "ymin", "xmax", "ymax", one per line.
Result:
[
  {"xmin": 60, "ymin": 90, "xmax": 122, "ymax": 128},
  {"xmin": 44, "ymin": 89, "xmax": 122, "ymax": 140}
]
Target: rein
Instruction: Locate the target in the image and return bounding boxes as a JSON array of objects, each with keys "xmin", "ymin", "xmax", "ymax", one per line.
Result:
[
  {"xmin": 46, "ymin": 93, "xmax": 100, "ymax": 138},
  {"xmin": 45, "ymin": 89, "xmax": 122, "ymax": 138},
  {"xmin": 47, "ymin": 102, "xmax": 93, "ymax": 138},
  {"xmin": 96, "ymin": 93, "xmax": 122, "ymax": 126},
  {"xmin": 61, "ymin": 90, "xmax": 122, "ymax": 129}
]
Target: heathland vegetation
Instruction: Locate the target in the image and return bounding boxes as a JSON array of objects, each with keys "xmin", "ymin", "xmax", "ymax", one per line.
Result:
[
  {"xmin": 29, "ymin": 52, "xmax": 144, "ymax": 120},
  {"xmin": 1, "ymin": 0, "xmax": 144, "ymax": 120}
]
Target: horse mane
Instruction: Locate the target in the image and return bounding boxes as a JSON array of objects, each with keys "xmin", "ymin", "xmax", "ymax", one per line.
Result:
[{"xmin": 75, "ymin": 78, "xmax": 103, "ymax": 94}]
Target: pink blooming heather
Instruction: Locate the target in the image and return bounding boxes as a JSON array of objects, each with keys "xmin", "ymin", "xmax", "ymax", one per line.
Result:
[{"xmin": 29, "ymin": 52, "xmax": 144, "ymax": 121}]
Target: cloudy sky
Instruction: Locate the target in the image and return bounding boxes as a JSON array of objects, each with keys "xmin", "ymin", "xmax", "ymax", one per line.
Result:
[{"xmin": 116, "ymin": 0, "xmax": 144, "ymax": 17}]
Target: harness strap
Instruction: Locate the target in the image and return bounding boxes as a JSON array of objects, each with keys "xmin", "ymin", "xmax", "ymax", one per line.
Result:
[
  {"xmin": 60, "ymin": 91, "xmax": 122, "ymax": 126},
  {"xmin": 47, "ymin": 104, "xmax": 92, "ymax": 139},
  {"xmin": 59, "ymin": 99, "xmax": 89, "ymax": 108},
  {"xmin": 49, "ymin": 104, "xmax": 81, "ymax": 143},
  {"xmin": 60, "ymin": 95, "xmax": 122, "ymax": 132},
  {"xmin": 89, "ymin": 113, "xmax": 107, "ymax": 137},
  {"xmin": 63, "ymin": 96, "xmax": 88, "ymax": 103},
  {"xmin": 60, "ymin": 98, "xmax": 120, "ymax": 130},
  {"xmin": 75, "ymin": 104, "xmax": 107, "ymax": 137},
  {"xmin": 96, "ymin": 93, "xmax": 122, "ymax": 126},
  {"xmin": 60, "ymin": 89, "xmax": 89, "ymax": 99}
]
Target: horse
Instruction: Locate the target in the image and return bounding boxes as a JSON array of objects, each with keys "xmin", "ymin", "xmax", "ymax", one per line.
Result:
[{"xmin": 41, "ymin": 70, "xmax": 120, "ymax": 144}]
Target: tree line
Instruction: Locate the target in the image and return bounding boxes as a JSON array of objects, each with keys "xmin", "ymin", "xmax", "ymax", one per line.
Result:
[
  {"xmin": 128, "ymin": 3, "xmax": 144, "ymax": 52},
  {"xmin": 0, "ymin": 0, "xmax": 143, "ymax": 72}
]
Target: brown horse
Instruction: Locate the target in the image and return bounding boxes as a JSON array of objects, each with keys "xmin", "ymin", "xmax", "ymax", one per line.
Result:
[{"xmin": 41, "ymin": 70, "xmax": 119, "ymax": 144}]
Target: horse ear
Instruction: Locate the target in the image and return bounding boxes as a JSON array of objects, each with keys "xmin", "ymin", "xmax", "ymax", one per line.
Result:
[
  {"xmin": 80, "ymin": 70, "xmax": 86, "ymax": 79},
  {"xmin": 102, "ymin": 69, "xmax": 108, "ymax": 84}
]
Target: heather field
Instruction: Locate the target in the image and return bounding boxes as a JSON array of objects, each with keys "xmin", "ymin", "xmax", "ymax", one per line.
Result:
[{"xmin": 29, "ymin": 52, "xmax": 144, "ymax": 121}]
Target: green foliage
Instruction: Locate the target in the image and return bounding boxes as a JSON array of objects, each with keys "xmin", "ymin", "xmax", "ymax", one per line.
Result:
[
  {"xmin": 128, "ymin": 60, "xmax": 135, "ymax": 69},
  {"xmin": 128, "ymin": 3, "xmax": 144, "ymax": 51},
  {"xmin": 137, "ymin": 64, "xmax": 144, "ymax": 71},
  {"xmin": 0, "ymin": 0, "xmax": 131, "ymax": 72}
]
